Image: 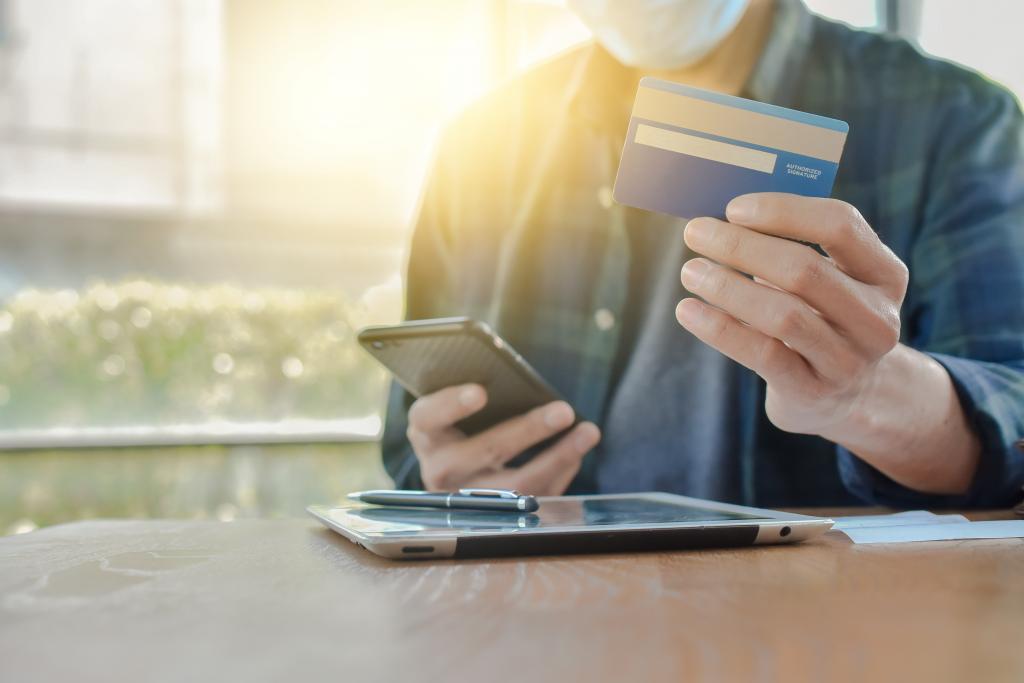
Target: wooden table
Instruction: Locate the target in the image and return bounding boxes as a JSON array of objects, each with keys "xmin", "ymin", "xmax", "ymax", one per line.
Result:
[{"xmin": 1, "ymin": 510, "xmax": 1022, "ymax": 682}]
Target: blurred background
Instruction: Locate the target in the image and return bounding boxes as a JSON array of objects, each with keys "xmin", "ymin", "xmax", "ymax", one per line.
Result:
[{"xmin": 2, "ymin": 0, "xmax": 1022, "ymax": 534}]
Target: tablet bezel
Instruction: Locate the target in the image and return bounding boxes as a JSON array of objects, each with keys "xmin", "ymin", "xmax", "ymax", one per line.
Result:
[{"xmin": 308, "ymin": 492, "xmax": 833, "ymax": 559}]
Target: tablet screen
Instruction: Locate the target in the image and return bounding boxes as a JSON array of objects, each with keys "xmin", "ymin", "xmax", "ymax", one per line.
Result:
[{"xmin": 326, "ymin": 495, "xmax": 768, "ymax": 536}]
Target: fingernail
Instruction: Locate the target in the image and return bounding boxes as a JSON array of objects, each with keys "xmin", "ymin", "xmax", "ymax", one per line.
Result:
[
  {"xmin": 684, "ymin": 218, "xmax": 712, "ymax": 246},
  {"xmin": 681, "ymin": 258, "xmax": 710, "ymax": 290},
  {"xmin": 544, "ymin": 402, "xmax": 573, "ymax": 429},
  {"xmin": 574, "ymin": 424, "xmax": 598, "ymax": 452},
  {"xmin": 726, "ymin": 195, "xmax": 756, "ymax": 223},
  {"xmin": 676, "ymin": 298, "xmax": 704, "ymax": 327},
  {"xmin": 459, "ymin": 386, "xmax": 482, "ymax": 407}
]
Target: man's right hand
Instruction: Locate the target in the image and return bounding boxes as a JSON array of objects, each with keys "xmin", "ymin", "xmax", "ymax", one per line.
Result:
[{"xmin": 406, "ymin": 383, "xmax": 601, "ymax": 495}]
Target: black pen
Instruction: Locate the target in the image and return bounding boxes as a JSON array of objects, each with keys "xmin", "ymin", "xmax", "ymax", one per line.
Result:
[{"xmin": 347, "ymin": 488, "xmax": 540, "ymax": 512}]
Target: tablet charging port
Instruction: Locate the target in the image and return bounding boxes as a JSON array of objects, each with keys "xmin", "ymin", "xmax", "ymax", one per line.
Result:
[{"xmin": 402, "ymin": 545, "xmax": 435, "ymax": 554}]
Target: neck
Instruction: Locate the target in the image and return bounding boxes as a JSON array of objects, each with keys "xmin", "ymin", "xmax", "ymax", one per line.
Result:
[{"xmin": 637, "ymin": 0, "xmax": 776, "ymax": 96}]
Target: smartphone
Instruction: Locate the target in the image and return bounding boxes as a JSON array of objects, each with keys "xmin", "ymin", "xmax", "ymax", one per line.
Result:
[{"xmin": 358, "ymin": 317, "xmax": 574, "ymax": 436}]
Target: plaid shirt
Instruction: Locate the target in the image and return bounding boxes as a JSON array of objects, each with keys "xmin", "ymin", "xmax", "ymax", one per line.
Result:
[{"xmin": 382, "ymin": 0, "xmax": 1024, "ymax": 507}]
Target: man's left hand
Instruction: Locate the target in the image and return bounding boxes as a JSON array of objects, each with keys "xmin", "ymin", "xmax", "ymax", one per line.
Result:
[{"xmin": 677, "ymin": 192, "xmax": 910, "ymax": 438}]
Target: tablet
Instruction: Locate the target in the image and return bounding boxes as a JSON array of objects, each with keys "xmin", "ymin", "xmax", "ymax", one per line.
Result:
[{"xmin": 307, "ymin": 492, "xmax": 833, "ymax": 560}]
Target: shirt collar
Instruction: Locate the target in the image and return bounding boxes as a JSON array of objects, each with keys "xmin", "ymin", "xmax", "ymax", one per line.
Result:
[
  {"xmin": 566, "ymin": 42, "xmax": 638, "ymax": 133},
  {"xmin": 745, "ymin": 0, "xmax": 817, "ymax": 106}
]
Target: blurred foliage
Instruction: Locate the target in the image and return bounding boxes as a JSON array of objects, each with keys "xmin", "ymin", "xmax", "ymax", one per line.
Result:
[
  {"xmin": 0, "ymin": 280, "xmax": 400, "ymax": 429},
  {"xmin": 0, "ymin": 443, "xmax": 393, "ymax": 535}
]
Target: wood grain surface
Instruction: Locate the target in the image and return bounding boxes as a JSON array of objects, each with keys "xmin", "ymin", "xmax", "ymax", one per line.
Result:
[{"xmin": 1, "ymin": 510, "xmax": 1021, "ymax": 683}]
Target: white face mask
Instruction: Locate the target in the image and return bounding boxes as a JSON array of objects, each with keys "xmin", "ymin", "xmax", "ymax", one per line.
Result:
[{"xmin": 567, "ymin": 0, "xmax": 752, "ymax": 70}]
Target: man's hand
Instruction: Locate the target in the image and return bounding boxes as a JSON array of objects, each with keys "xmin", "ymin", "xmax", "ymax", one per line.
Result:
[
  {"xmin": 677, "ymin": 193, "xmax": 909, "ymax": 438},
  {"xmin": 406, "ymin": 384, "xmax": 601, "ymax": 495}
]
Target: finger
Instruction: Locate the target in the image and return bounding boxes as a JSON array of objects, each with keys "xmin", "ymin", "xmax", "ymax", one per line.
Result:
[
  {"xmin": 725, "ymin": 193, "xmax": 908, "ymax": 295},
  {"xmin": 420, "ymin": 400, "xmax": 576, "ymax": 490},
  {"xmin": 681, "ymin": 258, "xmax": 862, "ymax": 383},
  {"xmin": 683, "ymin": 218, "xmax": 897, "ymax": 352},
  {"xmin": 452, "ymin": 400, "xmax": 576, "ymax": 472},
  {"xmin": 483, "ymin": 422, "xmax": 601, "ymax": 496},
  {"xmin": 685, "ymin": 215, "xmax": 855, "ymax": 304},
  {"xmin": 676, "ymin": 297, "xmax": 819, "ymax": 395},
  {"xmin": 408, "ymin": 383, "xmax": 487, "ymax": 435}
]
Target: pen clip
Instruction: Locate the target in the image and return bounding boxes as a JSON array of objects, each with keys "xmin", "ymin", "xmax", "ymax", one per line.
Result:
[{"xmin": 458, "ymin": 488, "xmax": 521, "ymax": 499}]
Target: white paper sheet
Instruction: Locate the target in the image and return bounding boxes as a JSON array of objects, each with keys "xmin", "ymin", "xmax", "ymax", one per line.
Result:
[
  {"xmin": 829, "ymin": 510, "xmax": 1024, "ymax": 544},
  {"xmin": 839, "ymin": 520, "xmax": 1024, "ymax": 544},
  {"xmin": 830, "ymin": 510, "xmax": 968, "ymax": 531}
]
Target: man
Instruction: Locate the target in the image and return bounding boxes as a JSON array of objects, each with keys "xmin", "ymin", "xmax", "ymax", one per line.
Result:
[{"xmin": 381, "ymin": 0, "xmax": 1024, "ymax": 507}]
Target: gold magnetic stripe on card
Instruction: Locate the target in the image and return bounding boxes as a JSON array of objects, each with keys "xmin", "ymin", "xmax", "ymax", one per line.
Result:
[{"xmin": 633, "ymin": 87, "xmax": 846, "ymax": 163}]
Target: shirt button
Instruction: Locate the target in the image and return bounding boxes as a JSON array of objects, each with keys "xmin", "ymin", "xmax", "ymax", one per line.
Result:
[
  {"xmin": 594, "ymin": 308, "xmax": 616, "ymax": 331},
  {"xmin": 597, "ymin": 185, "xmax": 614, "ymax": 209}
]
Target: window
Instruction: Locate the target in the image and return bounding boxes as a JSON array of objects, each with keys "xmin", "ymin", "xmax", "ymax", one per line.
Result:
[
  {"xmin": 916, "ymin": 0, "xmax": 1024, "ymax": 101},
  {"xmin": 802, "ymin": 0, "xmax": 878, "ymax": 29},
  {"xmin": 0, "ymin": 1, "xmax": 513, "ymax": 447},
  {"xmin": 0, "ymin": 0, "xmax": 221, "ymax": 212}
]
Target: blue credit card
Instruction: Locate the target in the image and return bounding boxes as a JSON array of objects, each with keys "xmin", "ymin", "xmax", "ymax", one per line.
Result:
[{"xmin": 613, "ymin": 77, "xmax": 849, "ymax": 220}]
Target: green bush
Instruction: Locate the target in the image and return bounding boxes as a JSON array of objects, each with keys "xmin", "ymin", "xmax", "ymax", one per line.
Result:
[{"xmin": 0, "ymin": 281, "xmax": 395, "ymax": 430}]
